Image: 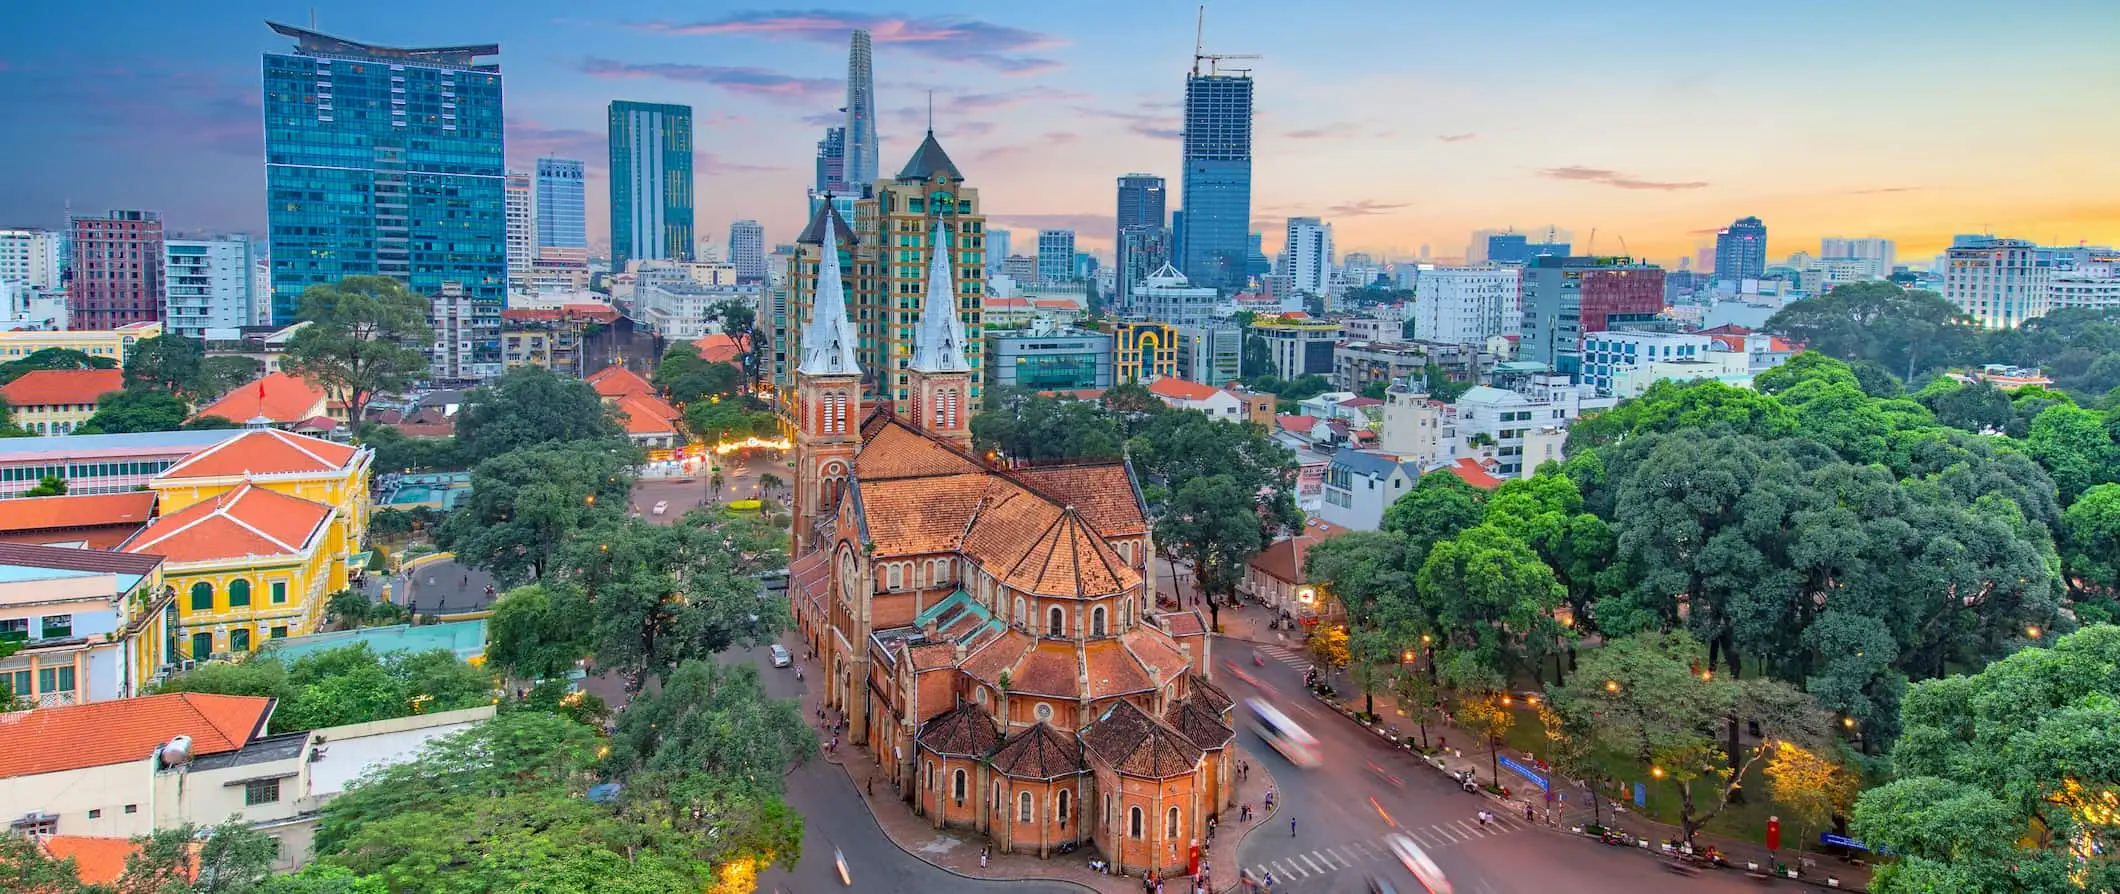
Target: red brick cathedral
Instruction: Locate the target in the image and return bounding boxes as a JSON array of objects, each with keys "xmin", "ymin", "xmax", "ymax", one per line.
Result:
[{"xmin": 786, "ymin": 200, "xmax": 1232, "ymax": 875}]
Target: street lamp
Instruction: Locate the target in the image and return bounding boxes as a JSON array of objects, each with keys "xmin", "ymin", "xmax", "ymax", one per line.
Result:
[{"xmin": 1605, "ymin": 680, "xmax": 1620, "ymax": 693}]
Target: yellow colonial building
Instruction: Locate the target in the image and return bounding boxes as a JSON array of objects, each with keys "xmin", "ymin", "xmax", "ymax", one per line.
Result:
[
  {"xmin": 1111, "ymin": 321, "xmax": 1179, "ymax": 384},
  {"xmin": 120, "ymin": 429, "xmax": 372, "ymax": 659},
  {"xmin": 0, "ymin": 321, "xmax": 163, "ymax": 364}
]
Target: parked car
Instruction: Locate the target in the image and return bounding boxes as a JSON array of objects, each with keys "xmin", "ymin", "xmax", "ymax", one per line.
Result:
[
  {"xmin": 652, "ymin": 500, "xmax": 670, "ymax": 515},
  {"xmin": 769, "ymin": 644, "xmax": 792, "ymax": 668}
]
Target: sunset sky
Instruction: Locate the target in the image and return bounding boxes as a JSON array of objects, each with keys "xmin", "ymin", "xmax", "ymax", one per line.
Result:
[{"xmin": 3, "ymin": 0, "xmax": 2116, "ymax": 268}]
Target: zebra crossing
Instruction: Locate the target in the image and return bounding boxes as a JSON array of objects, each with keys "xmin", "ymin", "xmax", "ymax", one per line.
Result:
[
  {"xmin": 1253, "ymin": 643, "xmax": 1309, "ymax": 670},
  {"xmin": 1245, "ymin": 814, "xmax": 1529, "ymax": 885}
]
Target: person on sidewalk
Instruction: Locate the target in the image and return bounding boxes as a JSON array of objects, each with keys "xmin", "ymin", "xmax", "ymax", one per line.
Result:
[{"xmin": 1291, "ymin": 817, "xmax": 1298, "ymax": 837}]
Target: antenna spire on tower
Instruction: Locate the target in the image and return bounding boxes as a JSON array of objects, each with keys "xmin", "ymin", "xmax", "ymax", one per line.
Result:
[{"xmin": 927, "ymin": 89, "xmax": 934, "ymax": 134}]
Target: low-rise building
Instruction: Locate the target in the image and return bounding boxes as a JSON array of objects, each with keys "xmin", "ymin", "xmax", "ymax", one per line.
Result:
[
  {"xmin": 1132, "ymin": 263, "xmax": 1219, "ymax": 328},
  {"xmin": 0, "ymin": 543, "xmax": 173, "ymax": 707},
  {"xmin": 191, "ymin": 372, "xmax": 332, "ymax": 428},
  {"xmin": 1336, "ymin": 315, "xmax": 1405, "ymax": 345},
  {"xmin": 1242, "ymin": 517, "xmax": 1350, "ymax": 620},
  {"xmin": 1146, "ymin": 376, "xmax": 1245, "ymax": 420},
  {"xmin": 1249, "ymin": 314, "xmax": 1340, "ymax": 379},
  {"xmin": 1579, "ymin": 330, "xmax": 1711, "ymax": 395},
  {"xmin": 586, "ymin": 365, "xmax": 685, "ymax": 450},
  {"xmin": 0, "ymin": 322, "xmax": 163, "ymax": 365},
  {"xmin": 1226, "ymin": 386, "xmax": 1276, "ymax": 427},
  {"xmin": 1111, "ymin": 320, "xmax": 1179, "ymax": 384},
  {"xmin": 1175, "ymin": 324, "xmax": 1242, "ymax": 386},
  {"xmin": 0, "ymin": 492, "xmax": 159, "ymax": 550},
  {"xmin": 983, "ymin": 321, "xmax": 1114, "ymax": 392},
  {"xmin": 2, "ymin": 369, "xmax": 125, "ymax": 435},
  {"xmin": 0, "ymin": 430, "xmax": 246, "ymax": 499},
  {"xmin": 1317, "ymin": 450, "xmax": 1420, "ymax": 531},
  {"xmin": 636, "ymin": 280, "xmax": 756, "ymax": 341},
  {"xmin": 500, "ymin": 304, "xmax": 617, "ymax": 376},
  {"xmin": 1607, "ymin": 353, "xmax": 1754, "ymax": 398}
]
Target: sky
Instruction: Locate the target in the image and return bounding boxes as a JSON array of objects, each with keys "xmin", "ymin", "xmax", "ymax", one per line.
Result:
[{"xmin": 3, "ymin": 0, "xmax": 2117, "ymax": 269}]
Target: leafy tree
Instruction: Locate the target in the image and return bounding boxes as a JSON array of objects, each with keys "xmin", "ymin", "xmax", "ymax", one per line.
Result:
[
  {"xmin": 123, "ymin": 333, "xmax": 204, "ymax": 395},
  {"xmin": 0, "ymin": 832, "xmax": 92, "ymax": 893},
  {"xmin": 1851, "ymin": 625, "xmax": 2120, "ymax": 893},
  {"xmin": 117, "ymin": 818, "xmax": 277, "ymax": 894},
  {"xmin": 1415, "ymin": 524, "xmax": 1566, "ymax": 681},
  {"xmin": 354, "ymin": 424, "xmax": 462, "ymax": 474},
  {"xmin": 1357, "ymin": 381, "xmax": 1388, "ymax": 400},
  {"xmin": 971, "ymin": 390, "xmax": 1124, "ymax": 462},
  {"xmin": 1419, "ymin": 363, "xmax": 1473, "ymax": 402},
  {"xmin": 1155, "ymin": 474, "xmax": 1265, "ymax": 632},
  {"xmin": 436, "ymin": 440, "xmax": 639, "ymax": 585},
  {"xmin": 1307, "ymin": 624, "xmax": 1350, "ymax": 670},
  {"xmin": 22, "ymin": 474, "xmax": 66, "ymax": 497},
  {"xmin": 2063, "ymin": 483, "xmax": 2120, "ymax": 598},
  {"xmin": 1239, "ymin": 333, "xmax": 1271, "ymax": 379},
  {"xmin": 196, "ymin": 357, "xmax": 267, "ymax": 403},
  {"xmin": 154, "ymin": 643, "xmax": 493, "ymax": 734},
  {"xmin": 1304, "ymin": 531, "xmax": 1416, "ymax": 631},
  {"xmin": 1913, "ymin": 375, "xmax": 2013, "ymax": 435},
  {"xmin": 257, "ymin": 865, "xmax": 390, "ymax": 894},
  {"xmin": 0, "ymin": 396, "xmax": 26, "ymax": 438},
  {"xmin": 2026, "ymin": 402, "xmax": 2117, "ymax": 504},
  {"xmin": 653, "ymin": 342, "xmax": 741, "ymax": 406},
  {"xmin": 1389, "ymin": 664, "xmax": 1444, "ymax": 749},
  {"xmin": 1381, "ymin": 472, "xmax": 1488, "ymax": 567},
  {"xmin": 453, "ymin": 366, "xmax": 622, "ymax": 464},
  {"xmin": 1345, "ymin": 627, "xmax": 1397, "ymax": 717},
  {"xmin": 281, "ymin": 275, "xmax": 434, "ymax": 424},
  {"xmin": 607, "ymin": 659, "xmax": 814, "ymax": 783},
  {"xmin": 1763, "ymin": 281, "xmax": 1979, "ymax": 383},
  {"xmin": 1099, "ymin": 381, "xmax": 1168, "ymax": 427},
  {"xmin": 1765, "ymin": 741, "xmax": 1859, "ymax": 860},
  {"xmin": 326, "ymin": 589, "xmax": 375, "ymax": 629},
  {"xmin": 682, "ymin": 399, "xmax": 749, "ymax": 444},
  {"xmin": 485, "ymin": 583, "xmax": 593, "ymax": 682},
  {"xmin": 0, "ymin": 347, "xmax": 116, "ymax": 385},
  {"xmin": 75, "ymin": 388, "xmax": 192, "ymax": 434}
]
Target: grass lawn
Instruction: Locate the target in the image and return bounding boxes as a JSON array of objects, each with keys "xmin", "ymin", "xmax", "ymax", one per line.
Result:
[{"xmin": 1492, "ymin": 707, "xmax": 1822, "ymax": 848}]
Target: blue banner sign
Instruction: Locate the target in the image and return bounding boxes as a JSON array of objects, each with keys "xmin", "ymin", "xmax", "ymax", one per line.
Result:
[{"xmin": 1497, "ymin": 755, "xmax": 1549, "ymax": 792}]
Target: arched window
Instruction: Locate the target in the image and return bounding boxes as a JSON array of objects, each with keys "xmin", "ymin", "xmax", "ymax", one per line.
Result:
[
  {"xmin": 1167, "ymin": 806, "xmax": 1180, "ymax": 838},
  {"xmin": 227, "ymin": 579, "xmax": 251, "ymax": 608},
  {"xmin": 1014, "ymin": 596, "xmax": 1027, "ymax": 627},
  {"xmin": 885, "ymin": 564, "xmax": 902, "ymax": 590},
  {"xmin": 1019, "ymin": 791, "xmax": 1034, "ymax": 822},
  {"xmin": 1048, "ymin": 606, "xmax": 1065, "ymax": 637},
  {"xmin": 1129, "ymin": 806, "xmax": 1144, "ymax": 839},
  {"xmin": 189, "ymin": 581, "xmax": 214, "ymax": 611},
  {"xmin": 925, "ymin": 761, "xmax": 934, "ymax": 791},
  {"xmin": 1058, "ymin": 789, "xmax": 1071, "ymax": 826},
  {"xmin": 1092, "ymin": 606, "xmax": 1107, "ymax": 637},
  {"xmin": 952, "ymin": 768, "xmax": 967, "ymax": 802}
]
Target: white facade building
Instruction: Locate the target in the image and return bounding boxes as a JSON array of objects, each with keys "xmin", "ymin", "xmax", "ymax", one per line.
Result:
[
  {"xmin": 1133, "ymin": 263, "xmax": 1219, "ymax": 328},
  {"xmin": 504, "ymin": 172, "xmax": 535, "ymax": 291},
  {"xmin": 1944, "ymin": 237, "xmax": 2052, "ymax": 329},
  {"xmin": 730, "ymin": 219, "xmax": 766, "ymax": 282},
  {"xmin": 163, "ymin": 236, "xmax": 259, "ymax": 337},
  {"xmin": 428, "ymin": 281, "xmax": 501, "ymax": 383},
  {"xmin": 1607, "ymin": 352, "xmax": 1754, "ymax": 398},
  {"xmin": 1283, "ymin": 217, "xmax": 1335, "ymax": 297},
  {"xmin": 1318, "ymin": 450, "xmax": 1419, "ymax": 531},
  {"xmin": 1413, "ymin": 266, "xmax": 1520, "ymax": 345},
  {"xmin": 637, "ymin": 281, "xmax": 756, "ymax": 340},
  {"xmin": 1819, "ymin": 237, "xmax": 1897, "ymax": 278},
  {"xmin": 1579, "ymin": 330, "xmax": 1712, "ymax": 395},
  {"xmin": 0, "ymin": 229, "xmax": 63, "ymax": 290},
  {"xmin": 2050, "ymin": 269, "xmax": 2120, "ymax": 312},
  {"xmin": 1037, "ymin": 230, "xmax": 1076, "ymax": 283}
]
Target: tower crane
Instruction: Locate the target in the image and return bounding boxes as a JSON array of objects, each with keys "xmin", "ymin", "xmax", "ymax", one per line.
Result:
[{"xmin": 1194, "ymin": 6, "xmax": 1261, "ymax": 76}]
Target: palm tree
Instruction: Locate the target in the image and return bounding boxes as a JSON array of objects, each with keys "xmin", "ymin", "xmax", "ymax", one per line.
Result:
[{"xmin": 325, "ymin": 589, "xmax": 372, "ymax": 630}]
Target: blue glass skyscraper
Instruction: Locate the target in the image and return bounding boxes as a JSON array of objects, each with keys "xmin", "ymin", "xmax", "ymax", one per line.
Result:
[
  {"xmin": 261, "ymin": 22, "xmax": 506, "ymax": 327},
  {"xmin": 608, "ymin": 101, "xmax": 695, "ymax": 270},
  {"xmin": 1179, "ymin": 71, "xmax": 1254, "ymax": 292},
  {"xmin": 535, "ymin": 157, "xmax": 587, "ymax": 254}
]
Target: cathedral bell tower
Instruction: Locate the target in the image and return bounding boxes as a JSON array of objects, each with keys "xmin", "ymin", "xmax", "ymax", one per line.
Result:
[
  {"xmin": 792, "ymin": 225, "xmax": 863, "ymax": 553},
  {"xmin": 907, "ymin": 221, "xmax": 975, "ymax": 453}
]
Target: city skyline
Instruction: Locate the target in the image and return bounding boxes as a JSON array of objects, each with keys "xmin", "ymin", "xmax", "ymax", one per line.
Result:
[{"xmin": 3, "ymin": 0, "xmax": 2116, "ymax": 268}]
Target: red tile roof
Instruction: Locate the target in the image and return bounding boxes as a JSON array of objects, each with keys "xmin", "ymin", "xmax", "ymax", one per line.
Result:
[
  {"xmin": 36, "ymin": 836, "xmax": 170, "ymax": 886},
  {"xmin": 1, "ymin": 369, "xmax": 124, "ymax": 408},
  {"xmin": 502, "ymin": 304, "xmax": 619, "ymax": 324},
  {"xmin": 1446, "ymin": 457, "xmax": 1504, "ymax": 491},
  {"xmin": 0, "ymin": 492, "xmax": 157, "ymax": 534},
  {"xmin": 1275, "ymin": 415, "xmax": 1322, "ymax": 433},
  {"xmin": 157, "ymin": 429, "xmax": 360, "ymax": 480},
  {"xmin": 990, "ymin": 723, "xmax": 1085, "ymax": 779},
  {"xmin": 915, "ymin": 702, "xmax": 1002, "ymax": 757},
  {"xmin": 1248, "ymin": 517, "xmax": 1353, "ymax": 584},
  {"xmin": 1148, "ymin": 377, "xmax": 1221, "ymax": 402},
  {"xmin": 587, "ymin": 365, "xmax": 656, "ymax": 399},
  {"xmin": 0, "ymin": 693, "xmax": 271, "ymax": 777},
  {"xmin": 193, "ymin": 372, "xmax": 328, "ymax": 424},
  {"xmin": 1032, "ymin": 299, "xmax": 1077, "ymax": 310},
  {"xmin": 690, "ymin": 333, "xmax": 748, "ymax": 365},
  {"xmin": 1340, "ymin": 396, "xmax": 1383, "ymax": 409},
  {"xmin": 122, "ymin": 484, "xmax": 333, "ymax": 564},
  {"xmin": 613, "ymin": 393, "xmax": 682, "ymax": 436},
  {"xmin": 1082, "ymin": 699, "xmax": 1202, "ymax": 778},
  {"xmin": 986, "ymin": 297, "xmax": 1032, "ymax": 309}
]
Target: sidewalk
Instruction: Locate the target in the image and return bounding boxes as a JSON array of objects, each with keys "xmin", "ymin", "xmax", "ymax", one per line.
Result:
[
  {"xmin": 1212, "ymin": 600, "xmax": 1870, "ymax": 892},
  {"xmin": 791, "ymin": 637, "xmax": 1280, "ymax": 893}
]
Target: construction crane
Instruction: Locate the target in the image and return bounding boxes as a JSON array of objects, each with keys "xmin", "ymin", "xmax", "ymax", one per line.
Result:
[{"xmin": 1194, "ymin": 6, "xmax": 1261, "ymax": 76}]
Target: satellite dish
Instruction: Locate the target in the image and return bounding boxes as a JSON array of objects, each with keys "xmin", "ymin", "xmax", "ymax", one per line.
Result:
[{"xmin": 159, "ymin": 735, "xmax": 194, "ymax": 769}]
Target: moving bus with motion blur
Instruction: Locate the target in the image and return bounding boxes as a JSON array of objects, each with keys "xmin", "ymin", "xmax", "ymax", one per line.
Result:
[{"xmin": 1246, "ymin": 698, "xmax": 1321, "ymax": 767}]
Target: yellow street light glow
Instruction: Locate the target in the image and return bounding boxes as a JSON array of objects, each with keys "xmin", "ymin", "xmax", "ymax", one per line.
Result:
[
  {"xmin": 1605, "ymin": 680, "xmax": 1620, "ymax": 693},
  {"xmin": 1652, "ymin": 766, "xmax": 1665, "ymax": 779},
  {"xmin": 2027, "ymin": 625, "xmax": 2043, "ymax": 639}
]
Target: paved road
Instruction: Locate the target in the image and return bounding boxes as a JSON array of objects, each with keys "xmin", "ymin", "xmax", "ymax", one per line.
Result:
[
  {"xmin": 1226, "ymin": 643, "xmax": 1823, "ymax": 894},
  {"xmin": 631, "ymin": 450, "xmax": 789, "ymax": 525},
  {"xmin": 711, "ymin": 643, "xmax": 1084, "ymax": 894}
]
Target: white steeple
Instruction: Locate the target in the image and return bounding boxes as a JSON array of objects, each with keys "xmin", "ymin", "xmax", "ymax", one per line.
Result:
[
  {"xmin": 910, "ymin": 222, "xmax": 972, "ymax": 373},
  {"xmin": 798, "ymin": 228, "xmax": 861, "ymax": 377}
]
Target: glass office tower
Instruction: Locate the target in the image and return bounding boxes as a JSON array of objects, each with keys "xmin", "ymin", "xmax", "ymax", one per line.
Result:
[
  {"xmin": 1179, "ymin": 73, "xmax": 1254, "ymax": 292},
  {"xmin": 261, "ymin": 22, "xmax": 506, "ymax": 331},
  {"xmin": 535, "ymin": 157, "xmax": 587, "ymax": 253},
  {"xmin": 608, "ymin": 101, "xmax": 695, "ymax": 271}
]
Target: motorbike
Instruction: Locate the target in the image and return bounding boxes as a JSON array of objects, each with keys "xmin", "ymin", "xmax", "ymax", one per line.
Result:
[
  {"xmin": 1054, "ymin": 840, "xmax": 1078, "ymax": 856},
  {"xmin": 834, "ymin": 848, "xmax": 850, "ymax": 886},
  {"xmin": 1254, "ymin": 653, "xmax": 1266, "ymax": 667},
  {"xmin": 1598, "ymin": 829, "xmax": 1631, "ymax": 847}
]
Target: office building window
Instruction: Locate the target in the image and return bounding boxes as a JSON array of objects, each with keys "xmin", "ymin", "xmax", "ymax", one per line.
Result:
[{"xmin": 38, "ymin": 615, "xmax": 72, "ymax": 640}]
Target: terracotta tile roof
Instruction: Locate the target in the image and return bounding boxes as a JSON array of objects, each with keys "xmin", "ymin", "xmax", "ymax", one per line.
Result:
[
  {"xmin": 1147, "ymin": 377, "xmax": 1222, "ymax": 402},
  {"xmin": 157, "ymin": 429, "xmax": 360, "ymax": 480},
  {"xmin": 1165, "ymin": 698, "xmax": 1234, "ymax": 750},
  {"xmin": 1158, "ymin": 611, "xmax": 1208, "ymax": 638},
  {"xmin": 122, "ymin": 483, "xmax": 332, "ymax": 564},
  {"xmin": 1007, "ymin": 640, "xmax": 1085, "ymax": 698},
  {"xmin": 1085, "ymin": 638, "xmax": 1157, "ymax": 699},
  {"xmin": 613, "ymin": 393, "xmax": 682, "ymax": 436},
  {"xmin": 1032, "ymin": 299, "xmax": 1078, "ymax": 310},
  {"xmin": 1698, "ymin": 324, "xmax": 1753, "ymax": 336},
  {"xmin": 1, "ymin": 369, "xmax": 123, "ymax": 408},
  {"xmin": 0, "ymin": 692, "xmax": 271, "ymax": 777},
  {"xmin": 789, "ymin": 549, "xmax": 831, "ymax": 613},
  {"xmin": 0, "ymin": 541, "xmax": 165, "ymax": 576},
  {"xmin": 1247, "ymin": 518, "xmax": 1352, "ymax": 585},
  {"xmin": 987, "ymin": 297, "xmax": 1032, "ymax": 309},
  {"xmin": 503, "ymin": 304, "xmax": 618, "ymax": 324},
  {"xmin": 1340, "ymin": 396, "xmax": 1383, "ymax": 409},
  {"xmin": 854, "ymin": 417, "xmax": 984, "ymax": 480},
  {"xmin": 996, "ymin": 507, "xmax": 1137, "ymax": 598},
  {"xmin": 36, "ymin": 836, "xmax": 164, "ymax": 886},
  {"xmin": 915, "ymin": 701, "xmax": 1002, "ymax": 757},
  {"xmin": 587, "ymin": 365, "xmax": 656, "ymax": 399},
  {"xmin": 1082, "ymin": 699, "xmax": 1202, "ymax": 779},
  {"xmin": 193, "ymin": 371, "xmax": 328, "ymax": 424},
  {"xmin": 1447, "ymin": 457, "xmax": 1504, "ymax": 491},
  {"xmin": 990, "ymin": 722, "xmax": 1085, "ymax": 779},
  {"xmin": 691, "ymin": 333, "xmax": 748, "ymax": 364},
  {"xmin": 0, "ymin": 492, "xmax": 157, "ymax": 534},
  {"xmin": 1119, "ymin": 628, "xmax": 1190, "ymax": 689},
  {"xmin": 1768, "ymin": 336, "xmax": 1798, "ymax": 352},
  {"xmin": 563, "ymin": 303, "xmax": 621, "ymax": 322},
  {"xmin": 961, "ymin": 630, "xmax": 1035, "ymax": 689},
  {"xmin": 1276, "ymin": 415, "xmax": 1322, "ymax": 433},
  {"xmin": 291, "ymin": 415, "xmax": 340, "ymax": 432},
  {"xmin": 1189, "ymin": 675, "xmax": 1234, "ymax": 714},
  {"xmin": 1009, "ymin": 463, "xmax": 1147, "ymax": 539},
  {"xmin": 907, "ymin": 641, "xmax": 960, "ymax": 670},
  {"xmin": 858, "ymin": 473, "xmax": 990, "ymax": 555}
]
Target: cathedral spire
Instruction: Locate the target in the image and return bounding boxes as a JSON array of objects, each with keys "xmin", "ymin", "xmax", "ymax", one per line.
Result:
[
  {"xmin": 911, "ymin": 222, "xmax": 971, "ymax": 374},
  {"xmin": 798, "ymin": 227, "xmax": 861, "ymax": 377}
]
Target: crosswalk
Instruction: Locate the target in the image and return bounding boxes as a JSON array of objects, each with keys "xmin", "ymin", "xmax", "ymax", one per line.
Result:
[
  {"xmin": 1244, "ymin": 814, "xmax": 1530, "ymax": 885},
  {"xmin": 1252, "ymin": 643, "xmax": 1309, "ymax": 670}
]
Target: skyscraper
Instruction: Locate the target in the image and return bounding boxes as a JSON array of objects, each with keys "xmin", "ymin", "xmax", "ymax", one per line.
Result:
[
  {"xmin": 1117, "ymin": 173, "xmax": 1168, "ymax": 237},
  {"xmin": 504, "ymin": 171, "xmax": 534, "ymax": 290},
  {"xmin": 1117, "ymin": 227, "xmax": 1173, "ymax": 312},
  {"xmin": 1038, "ymin": 230, "xmax": 1076, "ymax": 283},
  {"xmin": 67, "ymin": 210, "xmax": 165, "ymax": 329},
  {"xmin": 815, "ymin": 126, "xmax": 847, "ymax": 194},
  {"xmin": 1518, "ymin": 256, "xmax": 1665, "ymax": 374},
  {"xmin": 261, "ymin": 21, "xmax": 506, "ymax": 325},
  {"xmin": 1820, "ymin": 237, "xmax": 1897, "ymax": 278},
  {"xmin": 608, "ymin": 101, "xmax": 695, "ymax": 270},
  {"xmin": 1180, "ymin": 70, "xmax": 1254, "ymax": 292},
  {"xmin": 841, "ymin": 31, "xmax": 880, "ymax": 193},
  {"xmin": 987, "ymin": 229, "xmax": 1012, "ymax": 273},
  {"xmin": 1283, "ymin": 217, "xmax": 1334, "ymax": 296},
  {"xmin": 0, "ymin": 229, "xmax": 62, "ymax": 290},
  {"xmin": 730, "ymin": 219, "xmax": 766, "ymax": 283},
  {"xmin": 1714, "ymin": 216, "xmax": 1768, "ymax": 280},
  {"xmin": 534, "ymin": 157, "xmax": 588, "ymax": 262}
]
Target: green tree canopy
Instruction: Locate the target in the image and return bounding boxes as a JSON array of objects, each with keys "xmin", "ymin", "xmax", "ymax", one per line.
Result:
[
  {"xmin": 281, "ymin": 275, "xmax": 434, "ymax": 424},
  {"xmin": 653, "ymin": 342, "xmax": 741, "ymax": 406},
  {"xmin": 153, "ymin": 642, "xmax": 494, "ymax": 734},
  {"xmin": 0, "ymin": 347, "xmax": 116, "ymax": 385},
  {"xmin": 123, "ymin": 333, "xmax": 204, "ymax": 395},
  {"xmin": 453, "ymin": 366, "xmax": 622, "ymax": 464},
  {"xmin": 971, "ymin": 389, "xmax": 1125, "ymax": 462},
  {"xmin": 75, "ymin": 388, "xmax": 198, "ymax": 434},
  {"xmin": 436, "ymin": 439, "xmax": 639, "ymax": 585}
]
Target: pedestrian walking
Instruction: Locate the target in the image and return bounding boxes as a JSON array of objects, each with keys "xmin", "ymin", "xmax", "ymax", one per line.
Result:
[
  {"xmin": 1525, "ymin": 803, "xmax": 1535, "ymax": 822},
  {"xmin": 979, "ymin": 847, "xmax": 989, "ymax": 869},
  {"xmin": 1290, "ymin": 817, "xmax": 1297, "ymax": 837}
]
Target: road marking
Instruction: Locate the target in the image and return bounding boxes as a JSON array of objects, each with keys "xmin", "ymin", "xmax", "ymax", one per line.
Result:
[
  {"xmin": 1274, "ymin": 859, "xmax": 1305, "ymax": 879},
  {"xmin": 1417, "ymin": 826, "xmax": 1452, "ymax": 847},
  {"xmin": 1328, "ymin": 845, "xmax": 1358, "ymax": 864},
  {"xmin": 1300, "ymin": 853, "xmax": 1326, "ymax": 874},
  {"xmin": 1343, "ymin": 841, "xmax": 1372, "ymax": 859},
  {"xmin": 1452, "ymin": 819, "xmax": 1483, "ymax": 838}
]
